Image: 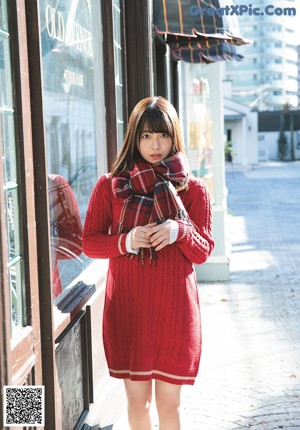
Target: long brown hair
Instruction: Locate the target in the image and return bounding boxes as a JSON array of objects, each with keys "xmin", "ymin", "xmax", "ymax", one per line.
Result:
[{"xmin": 111, "ymin": 96, "xmax": 185, "ymax": 177}]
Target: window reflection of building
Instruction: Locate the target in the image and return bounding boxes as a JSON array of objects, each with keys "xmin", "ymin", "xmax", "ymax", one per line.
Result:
[
  {"xmin": 39, "ymin": 0, "xmax": 103, "ymax": 298},
  {"xmin": 0, "ymin": 8, "xmax": 25, "ymax": 334},
  {"xmin": 187, "ymin": 70, "xmax": 214, "ymax": 200},
  {"xmin": 48, "ymin": 174, "xmax": 82, "ymax": 298},
  {"xmin": 113, "ymin": 0, "xmax": 125, "ymax": 149}
]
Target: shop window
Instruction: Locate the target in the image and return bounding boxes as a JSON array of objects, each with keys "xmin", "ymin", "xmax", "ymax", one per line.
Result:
[
  {"xmin": 113, "ymin": 0, "xmax": 125, "ymax": 150},
  {"xmin": 0, "ymin": 0, "xmax": 26, "ymax": 334},
  {"xmin": 38, "ymin": 0, "xmax": 106, "ymax": 301},
  {"xmin": 185, "ymin": 65, "xmax": 214, "ymax": 200}
]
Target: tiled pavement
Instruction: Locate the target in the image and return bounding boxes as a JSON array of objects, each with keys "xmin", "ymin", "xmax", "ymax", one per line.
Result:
[
  {"xmin": 113, "ymin": 161, "xmax": 300, "ymax": 430},
  {"xmin": 181, "ymin": 162, "xmax": 300, "ymax": 430}
]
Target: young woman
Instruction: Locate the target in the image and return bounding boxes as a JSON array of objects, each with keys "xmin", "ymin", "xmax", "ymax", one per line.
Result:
[{"xmin": 82, "ymin": 96, "xmax": 215, "ymax": 430}]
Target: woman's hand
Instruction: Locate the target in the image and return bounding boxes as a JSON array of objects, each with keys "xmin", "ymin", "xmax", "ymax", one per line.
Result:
[
  {"xmin": 148, "ymin": 220, "xmax": 178, "ymax": 251},
  {"xmin": 131, "ymin": 223, "xmax": 156, "ymax": 249}
]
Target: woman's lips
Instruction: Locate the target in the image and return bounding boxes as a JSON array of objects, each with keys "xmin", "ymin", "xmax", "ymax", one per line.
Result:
[{"xmin": 150, "ymin": 154, "xmax": 162, "ymax": 159}]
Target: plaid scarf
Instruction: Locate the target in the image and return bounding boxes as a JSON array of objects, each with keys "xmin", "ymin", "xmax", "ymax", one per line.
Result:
[{"xmin": 112, "ymin": 152, "xmax": 190, "ymax": 236}]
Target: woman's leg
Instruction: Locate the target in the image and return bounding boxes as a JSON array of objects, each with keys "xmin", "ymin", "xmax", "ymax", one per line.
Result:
[
  {"xmin": 124, "ymin": 379, "xmax": 153, "ymax": 430},
  {"xmin": 155, "ymin": 380, "xmax": 182, "ymax": 430}
]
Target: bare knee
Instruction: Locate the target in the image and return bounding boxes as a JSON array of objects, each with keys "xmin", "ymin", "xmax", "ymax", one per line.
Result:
[
  {"xmin": 125, "ymin": 380, "xmax": 152, "ymax": 412},
  {"xmin": 155, "ymin": 380, "xmax": 181, "ymax": 415},
  {"xmin": 156, "ymin": 393, "xmax": 180, "ymax": 415},
  {"xmin": 124, "ymin": 380, "xmax": 153, "ymax": 430},
  {"xmin": 128, "ymin": 396, "xmax": 151, "ymax": 414}
]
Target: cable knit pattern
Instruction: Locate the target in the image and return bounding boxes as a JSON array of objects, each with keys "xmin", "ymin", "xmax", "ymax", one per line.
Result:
[{"xmin": 82, "ymin": 173, "xmax": 215, "ymax": 385}]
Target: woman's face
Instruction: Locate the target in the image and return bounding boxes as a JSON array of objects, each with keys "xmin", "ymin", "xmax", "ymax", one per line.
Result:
[{"xmin": 138, "ymin": 130, "xmax": 173, "ymax": 164}]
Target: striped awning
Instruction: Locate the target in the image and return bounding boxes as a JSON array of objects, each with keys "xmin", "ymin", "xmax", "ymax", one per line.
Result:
[
  {"xmin": 153, "ymin": 0, "xmax": 250, "ymax": 63},
  {"xmin": 171, "ymin": 41, "xmax": 243, "ymax": 63}
]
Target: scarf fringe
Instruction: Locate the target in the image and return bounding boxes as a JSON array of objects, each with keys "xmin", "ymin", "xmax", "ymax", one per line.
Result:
[
  {"xmin": 118, "ymin": 209, "xmax": 190, "ymax": 233},
  {"xmin": 120, "ymin": 209, "xmax": 190, "ymax": 264},
  {"xmin": 132, "ymin": 247, "xmax": 157, "ymax": 265},
  {"xmin": 155, "ymin": 209, "xmax": 190, "ymax": 225}
]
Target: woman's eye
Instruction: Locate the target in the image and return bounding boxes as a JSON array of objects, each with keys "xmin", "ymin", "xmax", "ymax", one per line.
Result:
[
  {"xmin": 161, "ymin": 133, "xmax": 168, "ymax": 138},
  {"xmin": 142, "ymin": 133, "xmax": 150, "ymax": 139}
]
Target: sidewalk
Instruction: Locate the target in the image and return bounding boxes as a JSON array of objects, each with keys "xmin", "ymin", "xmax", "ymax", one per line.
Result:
[
  {"xmin": 182, "ymin": 161, "xmax": 300, "ymax": 429},
  {"xmin": 113, "ymin": 161, "xmax": 300, "ymax": 429}
]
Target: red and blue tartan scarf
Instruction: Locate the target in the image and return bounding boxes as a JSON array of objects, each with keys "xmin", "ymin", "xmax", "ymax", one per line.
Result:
[{"xmin": 112, "ymin": 152, "xmax": 190, "ymax": 234}]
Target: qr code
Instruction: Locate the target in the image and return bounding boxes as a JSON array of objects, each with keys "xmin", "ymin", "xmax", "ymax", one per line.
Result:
[{"xmin": 3, "ymin": 385, "xmax": 45, "ymax": 427}]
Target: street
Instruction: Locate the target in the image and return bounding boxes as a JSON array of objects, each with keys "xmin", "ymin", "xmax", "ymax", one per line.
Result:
[{"xmin": 182, "ymin": 161, "xmax": 300, "ymax": 429}]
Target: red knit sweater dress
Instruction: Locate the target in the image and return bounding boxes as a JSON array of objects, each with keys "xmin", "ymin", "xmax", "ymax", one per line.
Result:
[{"xmin": 82, "ymin": 174, "xmax": 214, "ymax": 385}]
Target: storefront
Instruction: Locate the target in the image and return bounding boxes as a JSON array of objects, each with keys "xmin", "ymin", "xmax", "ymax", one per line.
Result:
[
  {"xmin": 1, "ymin": 1, "xmax": 246, "ymax": 428},
  {"xmin": 0, "ymin": 0, "xmax": 155, "ymax": 428},
  {"xmin": 179, "ymin": 61, "xmax": 230, "ymax": 281},
  {"xmin": 153, "ymin": 0, "xmax": 249, "ymax": 281}
]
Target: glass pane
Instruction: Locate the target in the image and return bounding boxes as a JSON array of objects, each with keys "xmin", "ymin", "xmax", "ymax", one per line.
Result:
[
  {"xmin": 0, "ymin": 0, "xmax": 8, "ymax": 32},
  {"xmin": 2, "ymin": 112, "xmax": 17, "ymax": 183},
  {"xmin": 0, "ymin": 36, "xmax": 13, "ymax": 107},
  {"xmin": 116, "ymin": 84, "xmax": 123, "ymax": 128},
  {"xmin": 114, "ymin": 43, "xmax": 122, "ymax": 84},
  {"xmin": 113, "ymin": 1, "xmax": 121, "ymax": 46},
  {"xmin": 38, "ymin": 0, "xmax": 103, "ymax": 300},
  {"xmin": 117, "ymin": 120, "xmax": 124, "ymax": 151},
  {"xmin": 112, "ymin": 2, "xmax": 124, "ymax": 150},
  {"xmin": 9, "ymin": 258, "xmax": 24, "ymax": 333},
  {"xmin": 186, "ymin": 64, "xmax": 214, "ymax": 200},
  {"xmin": 5, "ymin": 187, "xmax": 21, "ymax": 261},
  {"xmin": 0, "ymin": 0, "xmax": 26, "ymax": 335}
]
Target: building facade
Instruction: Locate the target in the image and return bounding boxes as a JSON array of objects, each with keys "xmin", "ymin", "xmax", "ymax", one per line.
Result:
[
  {"xmin": 0, "ymin": 1, "xmax": 157, "ymax": 428},
  {"xmin": 0, "ymin": 1, "xmax": 244, "ymax": 428},
  {"xmin": 223, "ymin": 80, "xmax": 258, "ymax": 169},
  {"xmin": 225, "ymin": 0, "xmax": 298, "ymax": 110}
]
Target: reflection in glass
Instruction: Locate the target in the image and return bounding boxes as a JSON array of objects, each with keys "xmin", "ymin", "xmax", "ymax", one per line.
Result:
[
  {"xmin": 0, "ymin": 0, "xmax": 25, "ymax": 335},
  {"xmin": 9, "ymin": 258, "xmax": 24, "ymax": 329},
  {"xmin": 2, "ymin": 112, "xmax": 17, "ymax": 182},
  {"xmin": 113, "ymin": 0, "xmax": 124, "ymax": 149},
  {"xmin": 0, "ymin": 0, "xmax": 8, "ymax": 31},
  {"xmin": 0, "ymin": 37, "xmax": 13, "ymax": 107},
  {"xmin": 186, "ymin": 65, "xmax": 214, "ymax": 201},
  {"xmin": 6, "ymin": 187, "xmax": 21, "ymax": 262},
  {"xmin": 49, "ymin": 174, "xmax": 82, "ymax": 298},
  {"xmin": 113, "ymin": 0, "xmax": 122, "ymax": 46},
  {"xmin": 38, "ymin": 0, "xmax": 102, "ymax": 298}
]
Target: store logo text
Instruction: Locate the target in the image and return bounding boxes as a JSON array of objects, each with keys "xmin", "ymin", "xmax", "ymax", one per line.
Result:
[{"xmin": 45, "ymin": 5, "xmax": 93, "ymax": 57}]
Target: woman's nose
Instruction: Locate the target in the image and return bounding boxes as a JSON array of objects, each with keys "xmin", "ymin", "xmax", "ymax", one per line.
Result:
[{"xmin": 151, "ymin": 134, "xmax": 160, "ymax": 148}]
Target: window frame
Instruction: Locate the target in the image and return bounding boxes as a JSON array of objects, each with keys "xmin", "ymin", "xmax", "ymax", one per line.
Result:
[
  {"xmin": 24, "ymin": 1, "xmax": 127, "ymax": 423},
  {"xmin": 102, "ymin": 0, "xmax": 128, "ymax": 168},
  {"xmin": 0, "ymin": 0, "xmax": 42, "ymax": 393}
]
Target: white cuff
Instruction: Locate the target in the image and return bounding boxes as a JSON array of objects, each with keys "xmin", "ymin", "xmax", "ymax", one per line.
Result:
[
  {"xmin": 169, "ymin": 222, "xmax": 179, "ymax": 244},
  {"xmin": 125, "ymin": 228, "xmax": 139, "ymax": 254}
]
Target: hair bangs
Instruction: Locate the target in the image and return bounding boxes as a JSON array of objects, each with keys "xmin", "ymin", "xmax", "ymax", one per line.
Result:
[{"xmin": 138, "ymin": 105, "xmax": 174, "ymax": 138}]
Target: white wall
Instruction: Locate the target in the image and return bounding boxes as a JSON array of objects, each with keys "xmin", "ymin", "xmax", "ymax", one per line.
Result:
[
  {"xmin": 224, "ymin": 109, "xmax": 258, "ymax": 168},
  {"xmin": 258, "ymin": 131, "xmax": 300, "ymax": 161},
  {"xmin": 247, "ymin": 112, "xmax": 258, "ymax": 164},
  {"xmin": 258, "ymin": 132, "xmax": 278, "ymax": 160}
]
